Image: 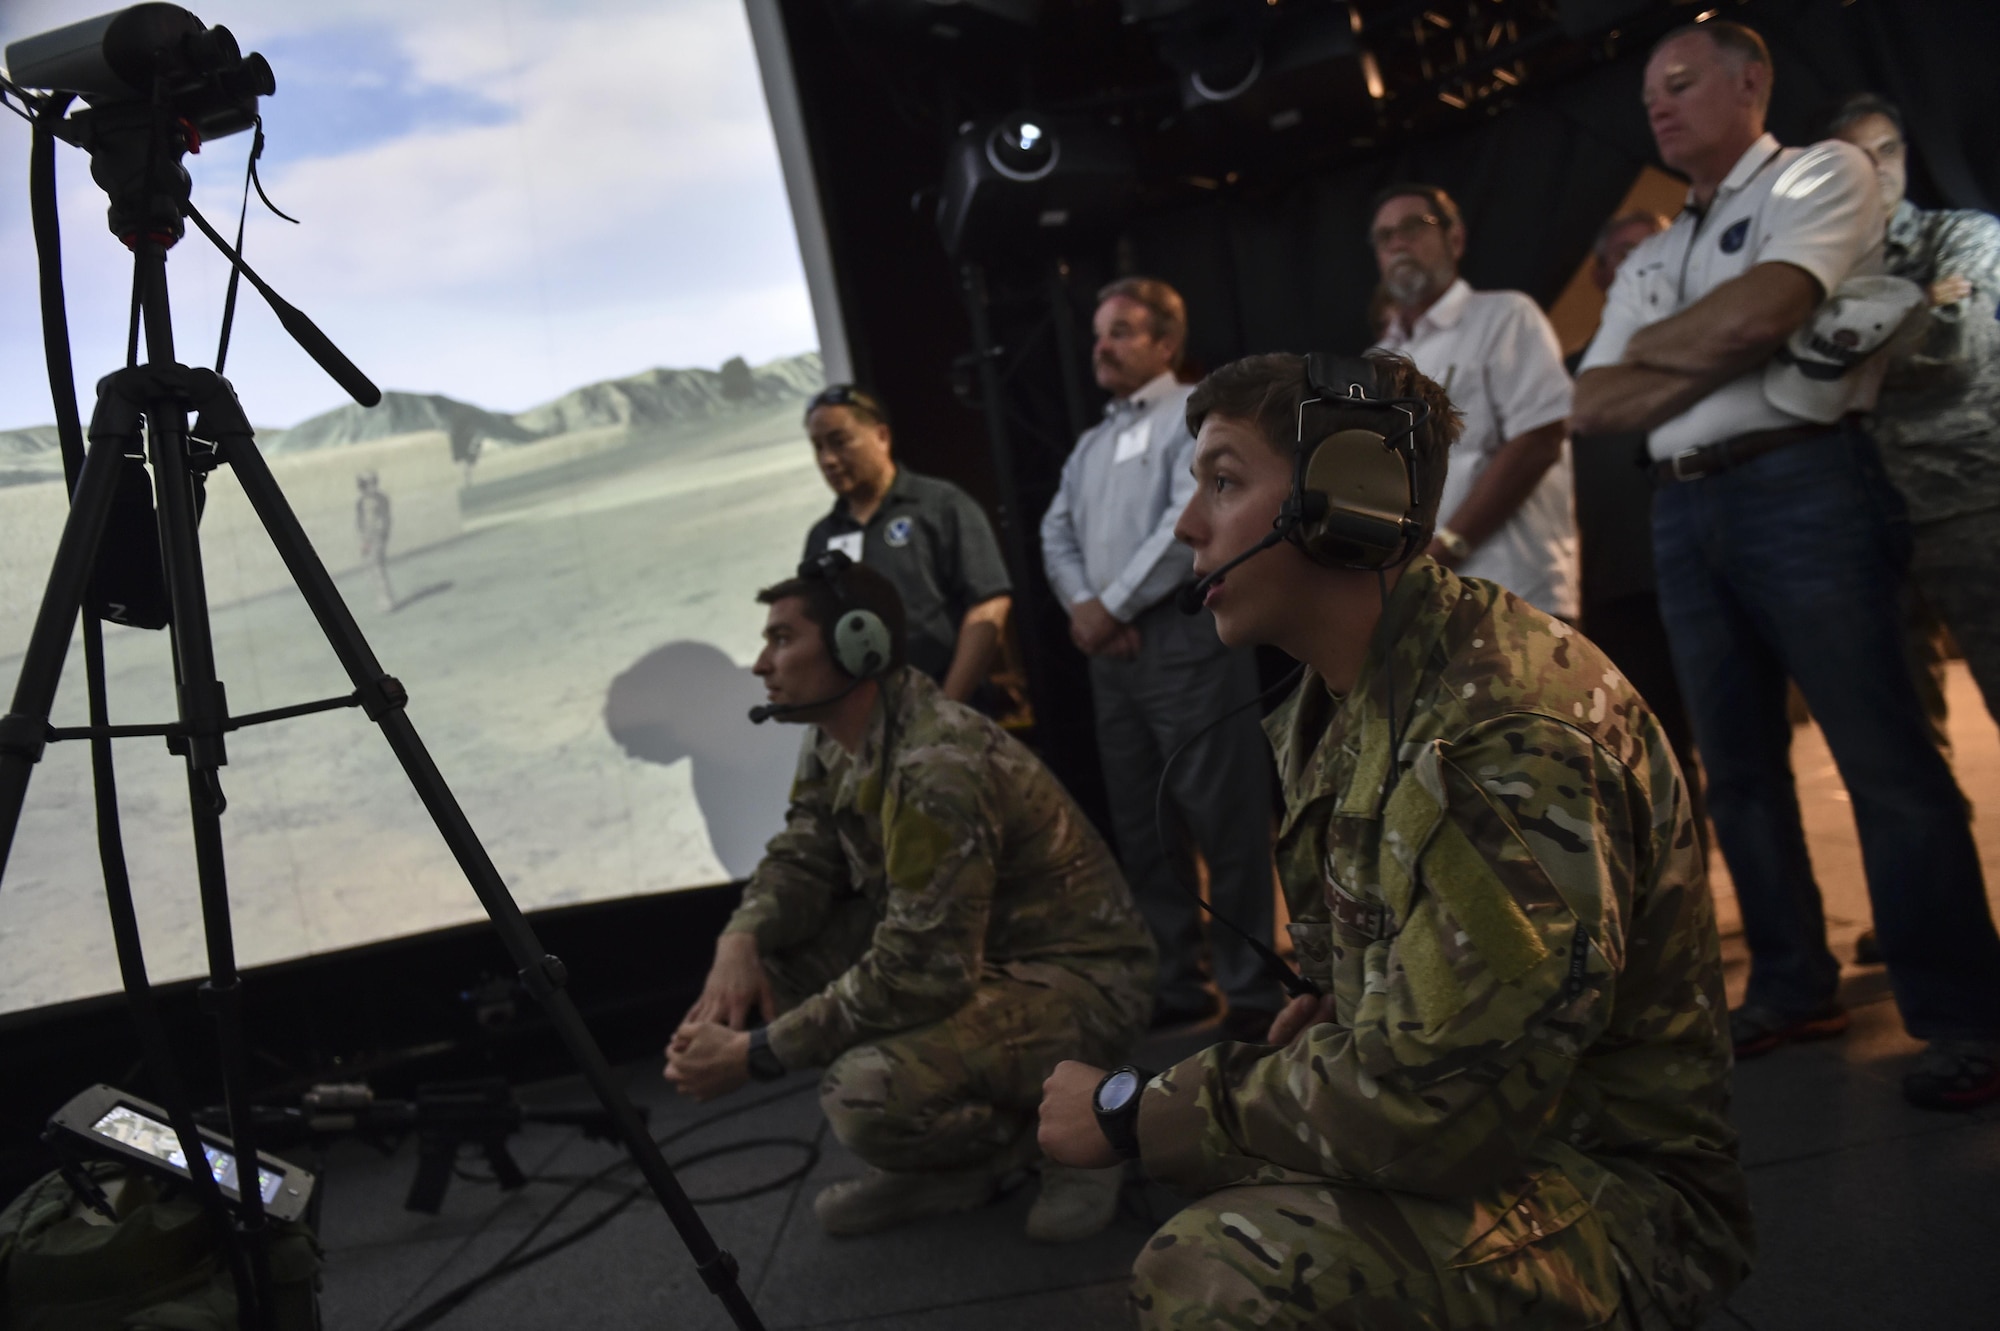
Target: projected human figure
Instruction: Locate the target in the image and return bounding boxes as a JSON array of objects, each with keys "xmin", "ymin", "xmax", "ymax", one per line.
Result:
[
  {"xmin": 663, "ymin": 556, "xmax": 1155, "ymax": 1244},
  {"xmin": 355, "ymin": 471, "xmax": 395, "ymax": 611}
]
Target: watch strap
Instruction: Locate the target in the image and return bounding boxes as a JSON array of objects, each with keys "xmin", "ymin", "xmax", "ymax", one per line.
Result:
[
  {"xmin": 1093, "ymin": 1064, "xmax": 1151, "ymax": 1161},
  {"xmin": 746, "ymin": 1027, "xmax": 786, "ymax": 1082}
]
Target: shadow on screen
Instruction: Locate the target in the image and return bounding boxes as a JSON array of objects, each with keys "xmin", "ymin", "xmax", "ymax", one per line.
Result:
[
  {"xmin": 604, "ymin": 641, "xmax": 797, "ymax": 880},
  {"xmin": 389, "ymin": 580, "xmax": 454, "ymax": 613}
]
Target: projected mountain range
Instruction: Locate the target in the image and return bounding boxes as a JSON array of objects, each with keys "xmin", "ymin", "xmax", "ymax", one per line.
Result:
[{"xmin": 0, "ymin": 351, "xmax": 823, "ymax": 485}]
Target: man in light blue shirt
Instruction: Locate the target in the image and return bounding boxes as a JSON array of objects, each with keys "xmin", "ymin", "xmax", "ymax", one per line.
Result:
[{"xmin": 1040, "ymin": 277, "xmax": 1278, "ymax": 1041}]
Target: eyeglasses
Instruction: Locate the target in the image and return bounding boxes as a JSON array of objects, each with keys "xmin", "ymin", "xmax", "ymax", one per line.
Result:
[{"xmin": 1370, "ymin": 214, "xmax": 1446, "ymax": 249}]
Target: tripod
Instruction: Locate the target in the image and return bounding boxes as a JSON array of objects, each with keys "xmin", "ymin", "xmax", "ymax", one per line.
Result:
[{"xmin": 0, "ymin": 90, "xmax": 762, "ymax": 1331}]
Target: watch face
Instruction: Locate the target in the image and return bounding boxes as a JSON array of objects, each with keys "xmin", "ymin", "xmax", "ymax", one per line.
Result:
[{"xmin": 1096, "ymin": 1069, "xmax": 1141, "ymax": 1114}]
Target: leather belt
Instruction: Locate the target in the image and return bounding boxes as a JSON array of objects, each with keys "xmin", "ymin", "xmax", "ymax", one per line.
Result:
[{"xmin": 1651, "ymin": 424, "xmax": 1827, "ymax": 484}]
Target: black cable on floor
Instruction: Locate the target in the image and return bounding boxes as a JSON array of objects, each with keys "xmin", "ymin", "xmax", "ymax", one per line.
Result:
[{"xmin": 378, "ymin": 1079, "xmax": 819, "ymax": 1331}]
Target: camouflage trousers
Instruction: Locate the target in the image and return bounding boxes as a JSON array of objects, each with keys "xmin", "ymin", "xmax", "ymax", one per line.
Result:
[
  {"xmin": 1131, "ymin": 1181, "xmax": 1669, "ymax": 1331},
  {"xmin": 1908, "ymin": 508, "xmax": 2000, "ymax": 736},
  {"xmin": 765, "ymin": 897, "xmax": 1148, "ymax": 1173}
]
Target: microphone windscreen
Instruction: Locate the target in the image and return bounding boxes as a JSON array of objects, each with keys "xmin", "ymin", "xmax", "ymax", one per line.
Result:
[
  {"xmin": 1176, "ymin": 580, "xmax": 1208, "ymax": 616},
  {"xmin": 747, "ymin": 704, "xmax": 776, "ymax": 724}
]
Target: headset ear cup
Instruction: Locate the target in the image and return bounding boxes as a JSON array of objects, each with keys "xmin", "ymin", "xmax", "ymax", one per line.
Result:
[
  {"xmin": 833, "ymin": 610, "xmax": 892, "ymax": 679},
  {"xmin": 1294, "ymin": 427, "xmax": 1416, "ymax": 569}
]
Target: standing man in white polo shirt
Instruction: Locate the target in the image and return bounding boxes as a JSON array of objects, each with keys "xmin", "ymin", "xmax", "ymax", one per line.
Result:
[
  {"xmin": 1370, "ymin": 183, "xmax": 1578, "ymax": 618},
  {"xmin": 1040, "ymin": 277, "xmax": 1279, "ymax": 1044},
  {"xmin": 1575, "ymin": 20, "xmax": 2000, "ymax": 1110}
]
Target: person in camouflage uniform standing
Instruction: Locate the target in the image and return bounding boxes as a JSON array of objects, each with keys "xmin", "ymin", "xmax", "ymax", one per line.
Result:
[
  {"xmin": 666, "ymin": 553, "xmax": 1155, "ymax": 1242},
  {"xmin": 1038, "ymin": 353, "xmax": 1753, "ymax": 1327},
  {"xmin": 1831, "ymin": 94, "xmax": 2000, "ymax": 724}
]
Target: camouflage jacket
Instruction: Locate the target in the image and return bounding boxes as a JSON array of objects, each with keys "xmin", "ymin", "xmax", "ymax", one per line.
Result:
[
  {"xmin": 1872, "ymin": 199, "xmax": 2000, "ymax": 523},
  {"xmin": 726, "ymin": 667, "xmax": 1156, "ymax": 1071},
  {"xmin": 1135, "ymin": 561, "xmax": 1753, "ymax": 1323}
]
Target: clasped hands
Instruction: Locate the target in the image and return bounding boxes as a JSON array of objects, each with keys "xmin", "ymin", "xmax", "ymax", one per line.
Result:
[
  {"xmin": 663, "ymin": 932, "xmax": 771, "ymax": 1102},
  {"xmin": 1068, "ymin": 597, "xmax": 1141, "ymax": 660},
  {"xmin": 1037, "ymin": 991, "xmax": 1336, "ymax": 1167}
]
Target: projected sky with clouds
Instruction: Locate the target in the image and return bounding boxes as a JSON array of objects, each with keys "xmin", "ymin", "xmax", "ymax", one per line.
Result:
[
  {"xmin": 0, "ymin": 0, "xmax": 832, "ymax": 1015},
  {"xmin": 0, "ymin": 0, "xmax": 815, "ymax": 430}
]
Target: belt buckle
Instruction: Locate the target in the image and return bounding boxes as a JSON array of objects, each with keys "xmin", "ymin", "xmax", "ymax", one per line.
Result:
[{"xmin": 1669, "ymin": 448, "xmax": 1706, "ymax": 482}]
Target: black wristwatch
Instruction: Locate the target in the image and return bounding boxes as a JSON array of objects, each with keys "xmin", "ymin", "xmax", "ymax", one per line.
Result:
[
  {"xmin": 746, "ymin": 1028, "xmax": 786, "ymax": 1082},
  {"xmin": 1093, "ymin": 1064, "xmax": 1152, "ymax": 1161}
]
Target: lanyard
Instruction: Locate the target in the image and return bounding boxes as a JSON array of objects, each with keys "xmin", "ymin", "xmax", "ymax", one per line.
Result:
[{"xmin": 1675, "ymin": 143, "xmax": 1787, "ymax": 307}]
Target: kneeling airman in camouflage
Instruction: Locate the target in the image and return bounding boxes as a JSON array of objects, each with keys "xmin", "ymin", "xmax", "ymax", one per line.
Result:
[
  {"xmin": 667, "ymin": 552, "xmax": 1156, "ymax": 1242},
  {"xmin": 1039, "ymin": 353, "xmax": 1754, "ymax": 1327}
]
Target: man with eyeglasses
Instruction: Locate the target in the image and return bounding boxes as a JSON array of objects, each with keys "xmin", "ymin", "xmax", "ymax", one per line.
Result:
[
  {"xmin": 1370, "ymin": 183, "xmax": 1579, "ymax": 620},
  {"xmin": 802, "ymin": 384, "xmax": 1014, "ymax": 707}
]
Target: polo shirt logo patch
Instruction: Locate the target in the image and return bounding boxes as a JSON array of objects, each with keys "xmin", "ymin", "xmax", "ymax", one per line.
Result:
[
  {"xmin": 1719, "ymin": 218, "xmax": 1750, "ymax": 254},
  {"xmin": 884, "ymin": 516, "xmax": 914, "ymax": 548}
]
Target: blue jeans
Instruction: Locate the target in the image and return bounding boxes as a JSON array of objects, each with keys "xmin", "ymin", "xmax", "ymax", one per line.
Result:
[{"xmin": 1653, "ymin": 424, "xmax": 2000, "ymax": 1041}]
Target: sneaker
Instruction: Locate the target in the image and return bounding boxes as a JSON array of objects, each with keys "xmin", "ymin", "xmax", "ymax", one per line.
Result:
[
  {"xmin": 1902, "ymin": 1039, "xmax": 2000, "ymax": 1112},
  {"xmin": 812, "ymin": 1163, "xmax": 1001, "ymax": 1237},
  {"xmin": 1024, "ymin": 1163, "xmax": 1124, "ymax": 1243},
  {"xmin": 1729, "ymin": 1001, "xmax": 1850, "ymax": 1059}
]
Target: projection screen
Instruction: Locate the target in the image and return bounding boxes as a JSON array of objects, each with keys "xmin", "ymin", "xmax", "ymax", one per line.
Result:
[{"xmin": 0, "ymin": 0, "xmax": 838, "ymax": 1014}]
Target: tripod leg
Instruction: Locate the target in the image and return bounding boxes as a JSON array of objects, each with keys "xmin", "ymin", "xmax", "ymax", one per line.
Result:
[
  {"xmin": 221, "ymin": 416, "xmax": 766, "ymax": 1330},
  {"xmin": 142, "ymin": 372, "xmax": 277, "ymax": 1331},
  {"xmin": 81, "ymin": 610, "xmax": 265, "ymax": 1312},
  {"xmin": 0, "ymin": 428, "xmax": 130, "ymax": 877}
]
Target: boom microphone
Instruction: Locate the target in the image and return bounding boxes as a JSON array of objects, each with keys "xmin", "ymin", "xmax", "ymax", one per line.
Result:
[
  {"xmin": 1176, "ymin": 528, "xmax": 1287, "ymax": 615},
  {"xmin": 748, "ymin": 677, "xmax": 864, "ymax": 724}
]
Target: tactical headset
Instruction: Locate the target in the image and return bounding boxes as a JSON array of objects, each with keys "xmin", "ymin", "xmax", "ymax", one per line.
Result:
[
  {"xmin": 1165, "ymin": 352, "xmax": 1435, "ymax": 1002},
  {"xmin": 747, "ymin": 550, "xmax": 894, "ymax": 723},
  {"xmin": 1178, "ymin": 351, "xmax": 1433, "ymax": 614},
  {"xmin": 1286, "ymin": 351, "xmax": 1431, "ymax": 570},
  {"xmin": 801, "ymin": 549, "xmax": 894, "ymax": 679}
]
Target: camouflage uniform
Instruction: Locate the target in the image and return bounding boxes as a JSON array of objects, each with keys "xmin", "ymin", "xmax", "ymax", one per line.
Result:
[
  {"xmin": 1872, "ymin": 199, "xmax": 2000, "ymax": 722},
  {"xmin": 1129, "ymin": 561, "xmax": 1753, "ymax": 1329},
  {"xmin": 725, "ymin": 667, "xmax": 1156, "ymax": 1172}
]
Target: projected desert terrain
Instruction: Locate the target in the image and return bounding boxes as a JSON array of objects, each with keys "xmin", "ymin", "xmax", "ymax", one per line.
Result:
[{"xmin": 0, "ymin": 355, "xmax": 827, "ymax": 1014}]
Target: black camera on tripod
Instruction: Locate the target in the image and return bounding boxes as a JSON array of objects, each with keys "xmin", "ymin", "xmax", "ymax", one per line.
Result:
[
  {"xmin": 7, "ymin": 2, "xmax": 272, "ymax": 137},
  {"xmin": 8, "ymin": 4, "xmax": 273, "ymax": 245},
  {"xmin": 0, "ymin": 9, "xmax": 766, "ymax": 1329}
]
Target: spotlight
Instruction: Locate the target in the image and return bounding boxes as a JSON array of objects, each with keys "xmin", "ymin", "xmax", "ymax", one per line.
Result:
[
  {"xmin": 987, "ymin": 116, "xmax": 1058, "ymax": 181},
  {"xmin": 1124, "ymin": 0, "xmax": 1271, "ymax": 109},
  {"xmin": 1126, "ymin": 0, "xmax": 1367, "ymax": 129},
  {"xmin": 937, "ymin": 113, "xmax": 1135, "ymax": 262},
  {"xmin": 1188, "ymin": 47, "xmax": 1261, "ymax": 103}
]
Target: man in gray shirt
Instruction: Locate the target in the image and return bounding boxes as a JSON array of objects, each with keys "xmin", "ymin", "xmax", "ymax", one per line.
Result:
[{"xmin": 1040, "ymin": 277, "xmax": 1277, "ymax": 1041}]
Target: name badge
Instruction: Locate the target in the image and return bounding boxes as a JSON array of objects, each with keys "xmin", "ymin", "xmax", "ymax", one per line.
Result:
[
  {"xmin": 826, "ymin": 531, "xmax": 864, "ymax": 562},
  {"xmin": 1112, "ymin": 424, "xmax": 1150, "ymax": 464}
]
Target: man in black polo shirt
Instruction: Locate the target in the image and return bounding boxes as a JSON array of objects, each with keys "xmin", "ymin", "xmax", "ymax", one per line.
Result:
[{"xmin": 801, "ymin": 385, "xmax": 1013, "ymax": 704}]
